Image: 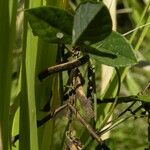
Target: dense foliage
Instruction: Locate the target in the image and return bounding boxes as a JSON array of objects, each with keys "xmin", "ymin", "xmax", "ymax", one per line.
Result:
[{"xmin": 0, "ymin": 0, "xmax": 150, "ymax": 150}]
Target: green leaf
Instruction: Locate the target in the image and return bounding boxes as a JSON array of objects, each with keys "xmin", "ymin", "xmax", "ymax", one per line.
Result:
[
  {"xmin": 137, "ymin": 95, "xmax": 150, "ymax": 102},
  {"xmin": 87, "ymin": 31, "xmax": 137, "ymax": 67},
  {"xmin": 25, "ymin": 6, "xmax": 73, "ymax": 44},
  {"xmin": 0, "ymin": 1, "xmax": 16, "ymax": 149},
  {"xmin": 72, "ymin": 1, "xmax": 112, "ymax": 45}
]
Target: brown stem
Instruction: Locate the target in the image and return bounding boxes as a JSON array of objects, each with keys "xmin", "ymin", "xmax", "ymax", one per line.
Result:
[
  {"xmin": 74, "ymin": 74, "xmax": 94, "ymax": 119},
  {"xmin": 67, "ymin": 103, "xmax": 102, "ymax": 144},
  {"xmin": 38, "ymin": 55, "xmax": 89, "ymax": 81}
]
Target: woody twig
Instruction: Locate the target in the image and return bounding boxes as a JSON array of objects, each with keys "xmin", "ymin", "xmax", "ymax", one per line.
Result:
[{"xmin": 67, "ymin": 102, "xmax": 102, "ymax": 144}]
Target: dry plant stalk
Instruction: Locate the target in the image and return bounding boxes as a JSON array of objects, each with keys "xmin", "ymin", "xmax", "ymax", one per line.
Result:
[
  {"xmin": 67, "ymin": 103, "xmax": 102, "ymax": 144},
  {"xmin": 73, "ymin": 75, "xmax": 94, "ymax": 119}
]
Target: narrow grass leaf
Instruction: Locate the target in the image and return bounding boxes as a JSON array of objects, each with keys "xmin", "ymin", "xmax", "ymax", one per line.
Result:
[
  {"xmin": 137, "ymin": 95, "xmax": 150, "ymax": 103},
  {"xmin": 0, "ymin": 0, "xmax": 17, "ymax": 149},
  {"xmin": 35, "ymin": 1, "xmax": 68, "ymax": 150},
  {"xmin": 19, "ymin": 1, "xmax": 41, "ymax": 150}
]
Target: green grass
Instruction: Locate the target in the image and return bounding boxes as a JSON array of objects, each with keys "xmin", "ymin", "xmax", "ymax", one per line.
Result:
[{"xmin": 0, "ymin": 0, "xmax": 150, "ymax": 150}]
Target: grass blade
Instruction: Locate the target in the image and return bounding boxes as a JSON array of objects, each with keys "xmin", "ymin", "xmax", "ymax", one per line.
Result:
[
  {"xmin": 19, "ymin": 1, "xmax": 42, "ymax": 150},
  {"xmin": 0, "ymin": 0, "xmax": 17, "ymax": 149}
]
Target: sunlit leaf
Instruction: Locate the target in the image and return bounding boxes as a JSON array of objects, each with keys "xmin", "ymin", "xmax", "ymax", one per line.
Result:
[{"xmin": 87, "ymin": 31, "xmax": 137, "ymax": 67}]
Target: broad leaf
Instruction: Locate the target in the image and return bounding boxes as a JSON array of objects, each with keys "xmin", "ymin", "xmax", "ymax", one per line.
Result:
[
  {"xmin": 25, "ymin": 7, "xmax": 73, "ymax": 43},
  {"xmin": 72, "ymin": 1, "xmax": 112, "ymax": 45},
  {"xmin": 86, "ymin": 31, "xmax": 137, "ymax": 67}
]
